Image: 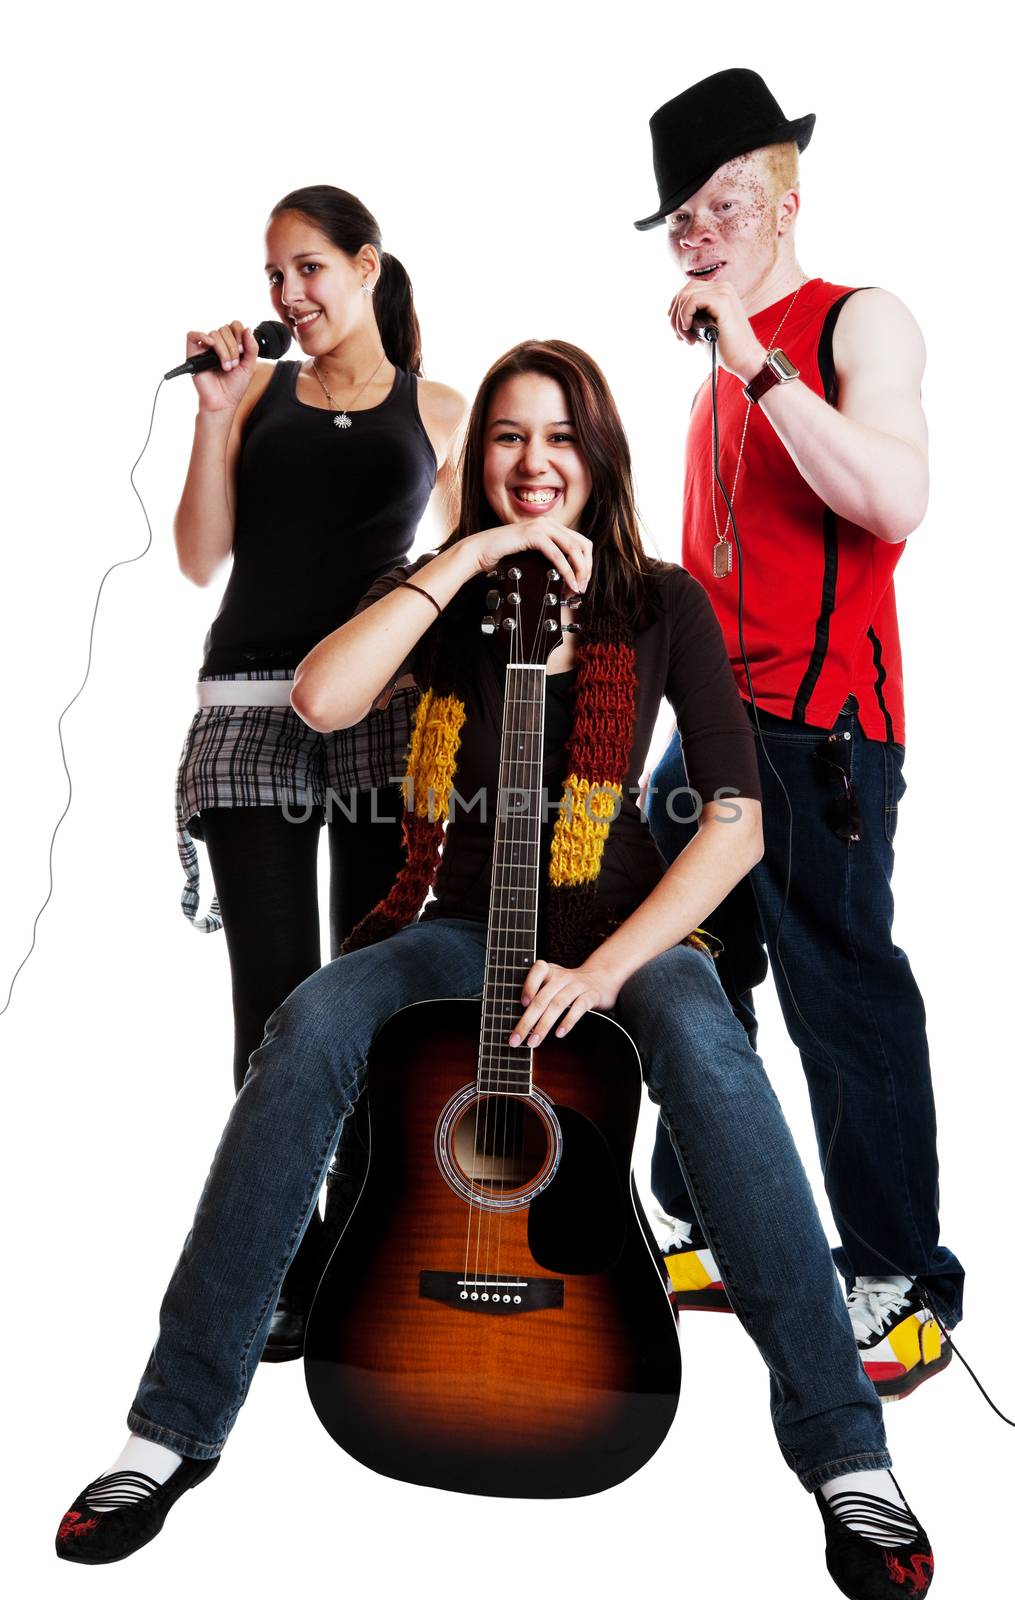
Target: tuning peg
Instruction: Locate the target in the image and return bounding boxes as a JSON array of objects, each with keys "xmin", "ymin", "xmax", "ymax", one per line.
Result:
[
  {"xmin": 563, "ymin": 592, "xmax": 582, "ymax": 609},
  {"xmin": 485, "ymin": 588, "xmax": 502, "ymax": 611},
  {"xmin": 484, "ymin": 568, "xmax": 501, "ymax": 579},
  {"xmin": 544, "ymin": 592, "xmax": 559, "ymax": 608},
  {"xmin": 481, "ymin": 615, "xmax": 498, "ymax": 634},
  {"xmin": 507, "ymin": 591, "xmax": 520, "ymax": 607},
  {"xmin": 564, "ymin": 622, "xmax": 582, "ymax": 633},
  {"xmin": 507, "ymin": 567, "xmax": 522, "ymax": 580},
  {"xmin": 503, "ymin": 617, "xmax": 517, "ymax": 632},
  {"xmin": 543, "ymin": 618, "xmax": 559, "ymax": 633}
]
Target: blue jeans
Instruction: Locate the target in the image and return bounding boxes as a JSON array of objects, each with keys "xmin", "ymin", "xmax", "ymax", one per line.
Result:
[
  {"xmin": 647, "ymin": 703, "xmax": 964, "ymax": 1328},
  {"xmin": 128, "ymin": 916, "xmax": 888, "ymax": 1489}
]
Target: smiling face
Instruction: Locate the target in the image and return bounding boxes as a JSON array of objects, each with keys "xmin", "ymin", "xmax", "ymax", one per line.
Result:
[
  {"xmin": 666, "ymin": 147, "xmax": 799, "ymax": 302},
  {"xmin": 264, "ymin": 210, "xmax": 376, "ymax": 354},
  {"xmin": 482, "ymin": 373, "xmax": 593, "ymax": 529}
]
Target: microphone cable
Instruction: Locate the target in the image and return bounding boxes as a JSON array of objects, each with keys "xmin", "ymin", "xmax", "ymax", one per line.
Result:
[
  {"xmin": 704, "ymin": 330, "xmax": 1013, "ymax": 1428},
  {"xmin": 0, "ymin": 378, "xmax": 166, "ymax": 1017}
]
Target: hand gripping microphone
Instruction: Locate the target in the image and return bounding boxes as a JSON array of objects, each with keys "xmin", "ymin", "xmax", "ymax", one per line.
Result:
[
  {"xmin": 692, "ymin": 309, "xmax": 719, "ymax": 344},
  {"xmin": 164, "ymin": 319, "xmax": 292, "ymax": 380}
]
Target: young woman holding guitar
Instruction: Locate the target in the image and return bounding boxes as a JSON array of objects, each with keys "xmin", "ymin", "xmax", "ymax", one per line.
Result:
[{"xmin": 57, "ymin": 342, "xmax": 933, "ymax": 1600}]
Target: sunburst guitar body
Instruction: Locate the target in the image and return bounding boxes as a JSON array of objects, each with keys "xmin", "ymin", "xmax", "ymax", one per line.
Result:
[{"xmin": 304, "ymin": 999, "xmax": 680, "ymax": 1496}]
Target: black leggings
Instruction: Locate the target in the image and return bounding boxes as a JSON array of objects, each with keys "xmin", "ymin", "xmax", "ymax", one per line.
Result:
[{"xmin": 201, "ymin": 788, "xmax": 405, "ymax": 1301}]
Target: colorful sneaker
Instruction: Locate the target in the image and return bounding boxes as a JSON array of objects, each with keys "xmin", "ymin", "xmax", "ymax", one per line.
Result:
[
  {"xmin": 654, "ymin": 1212, "xmax": 733, "ymax": 1312},
  {"xmin": 847, "ymin": 1275, "xmax": 952, "ymax": 1401}
]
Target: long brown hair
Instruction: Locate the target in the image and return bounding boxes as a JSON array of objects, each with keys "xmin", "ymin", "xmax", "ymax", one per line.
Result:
[
  {"xmin": 443, "ymin": 340, "xmax": 670, "ymax": 626},
  {"xmin": 269, "ymin": 185, "xmax": 423, "ymax": 374}
]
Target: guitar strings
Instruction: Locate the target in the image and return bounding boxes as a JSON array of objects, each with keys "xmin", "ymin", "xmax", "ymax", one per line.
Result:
[
  {"xmin": 498, "ymin": 572, "xmax": 555, "ymax": 1299},
  {"xmin": 497, "ymin": 576, "xmax": 549, "ymax": 1296},
  {"xmin": 480, "ymin": 613, "xmax": 520, "ymax": 1292},
  {"xmin": 494, "ymin": 647, "xmax": 518, "ymax": 1297},
  {"xmin": 488, "ymin": 593, "xmax": 526, "ymax": 1298},
  {"xmin": 463, "ymin": 567, "xmax": 552, "ymax": 1305},
  {"xmin": 465, "ymin": 579, "xmax": 522, "ymax": 1295},
  {"xmin": 493, "ymin": 601, "xmax": 531, "ymax": 1296},
  {"xmin": 481, "ymin": 641, "xmax": 511, "ymax": 1297}
]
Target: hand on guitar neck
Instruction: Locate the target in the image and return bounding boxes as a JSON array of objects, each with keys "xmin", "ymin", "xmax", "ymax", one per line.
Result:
[
  {"xmin": 509, "ymin": 958, "xmax": 620, "ymax": 1049},
  {"xmin": 460, "ymin": 519, "xmax": 593, "ymax": 599}
]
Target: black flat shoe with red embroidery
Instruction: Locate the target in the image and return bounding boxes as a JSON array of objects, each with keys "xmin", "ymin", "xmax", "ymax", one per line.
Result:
[
  {"xmin": 816, "ymin": 1483, "xmax": 934, "ymax": 1598},
  {"xmin": 55, "ymin": 1456, "xmax": 218, "ymax": 1564}
]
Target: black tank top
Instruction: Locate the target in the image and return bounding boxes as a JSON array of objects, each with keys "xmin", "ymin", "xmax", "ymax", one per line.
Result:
[{"xmin": 200, "ymin": 361, "xmax": 437, "ymax": 674}]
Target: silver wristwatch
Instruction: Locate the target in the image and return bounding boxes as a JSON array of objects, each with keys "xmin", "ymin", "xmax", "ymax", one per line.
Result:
[{"xmin": 743, "ymin": 348, "xmax": 800, "ymax": 405}]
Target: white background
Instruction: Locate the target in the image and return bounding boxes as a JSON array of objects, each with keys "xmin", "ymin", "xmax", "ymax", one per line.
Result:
[{"xmin": 2, "ymin": 4, "xmax": 1011, "ymax": 1597}]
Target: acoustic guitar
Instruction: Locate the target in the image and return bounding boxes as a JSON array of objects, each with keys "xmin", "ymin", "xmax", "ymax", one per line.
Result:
[{"xmin": 304, "ymin": 556, "xmax": 680, "ymax": 1497}]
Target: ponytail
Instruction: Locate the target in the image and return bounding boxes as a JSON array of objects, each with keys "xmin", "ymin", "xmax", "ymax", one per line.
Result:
[
  {"xmin": 374, "ymin": 251, "xmax": 422, "ymax": 375},
  {"xmin": 269, "ymin": 185, "xmax": 424, "ymax": 373}
]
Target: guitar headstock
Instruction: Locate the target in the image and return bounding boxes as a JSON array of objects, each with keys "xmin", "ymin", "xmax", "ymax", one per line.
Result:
[{"xmin": 480, "ymin": 550, "xmax": 581, "ymax": 668}]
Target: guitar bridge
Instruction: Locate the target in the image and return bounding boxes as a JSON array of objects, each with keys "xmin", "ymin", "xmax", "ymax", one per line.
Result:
[{"xmin": 419, "ymin": 1271, "xmax": 564, "ymax": 1314}]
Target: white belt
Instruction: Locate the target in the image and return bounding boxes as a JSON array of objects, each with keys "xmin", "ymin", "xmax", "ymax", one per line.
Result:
[{"xmin": 197, "ymin": 678, "xmax": 295, "ymax": 708}]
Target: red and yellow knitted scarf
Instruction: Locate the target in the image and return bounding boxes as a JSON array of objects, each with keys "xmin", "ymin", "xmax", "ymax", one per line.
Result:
[{"xmin": 343, "ymin": 606, "xmax": 641, "ymax": 967}]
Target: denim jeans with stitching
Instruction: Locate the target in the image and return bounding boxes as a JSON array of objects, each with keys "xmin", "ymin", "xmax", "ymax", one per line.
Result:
[
  {"xmin": 647, "ymin": 701, "xmax": 964, "ymax": 1328},
  {"xmin": 128, "ymin": 915, "xmax": 887, "ymax": 1489}
]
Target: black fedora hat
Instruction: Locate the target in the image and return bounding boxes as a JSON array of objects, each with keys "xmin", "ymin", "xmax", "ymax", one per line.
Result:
[{"xmin": 634, "ymin": 68, "xmax": 815, "ymax": 231}]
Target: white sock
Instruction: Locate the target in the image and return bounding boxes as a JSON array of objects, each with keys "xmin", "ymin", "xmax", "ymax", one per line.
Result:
[
  {"xmin": 85, "ymin": 1435, "xmax": 182, "ymax": 1512},
  {"xmin": 820, "ymin": 1470, "xmax": 919, "ymax": 1547}
]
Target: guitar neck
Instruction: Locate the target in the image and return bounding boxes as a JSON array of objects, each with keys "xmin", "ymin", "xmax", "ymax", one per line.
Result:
[{"xmin": 478, "ymin": 662, "xmax": 546, "ymax": 1096}]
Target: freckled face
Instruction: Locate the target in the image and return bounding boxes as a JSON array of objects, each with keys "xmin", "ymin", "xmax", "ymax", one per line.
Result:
[
  {"xmin": 263, "ymin": 211, "xmax": 370, "ymax": 354},
  {"xmin": 482, "ymin": 374, "xmax": 593, "ymax": 529},
  {"xmin": 666, "ymin": 152, "xmax": 782, "ymax": 300}
]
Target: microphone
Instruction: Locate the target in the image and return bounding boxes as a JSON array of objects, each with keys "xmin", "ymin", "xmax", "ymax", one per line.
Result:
[
  {"xmin": 693, "ymin": 309, "xmax": 719, "ymax": 344},
  {"xmin": 164, "ymin": 320, "xmax": 292, "ymax": 380}
]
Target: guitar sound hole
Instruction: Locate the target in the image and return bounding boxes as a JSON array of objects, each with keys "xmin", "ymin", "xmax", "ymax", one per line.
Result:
[{"xmin": 450, "ymin": 1096, "xmax": 552, "ymax": 1199}]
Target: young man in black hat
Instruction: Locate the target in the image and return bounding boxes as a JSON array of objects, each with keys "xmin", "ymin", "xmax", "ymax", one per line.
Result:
[{"xmin": 635, "ymin": 68, "xmax": 962, "ymax": 1404}]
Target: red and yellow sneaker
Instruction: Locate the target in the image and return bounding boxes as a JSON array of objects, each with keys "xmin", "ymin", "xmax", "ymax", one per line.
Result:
[
  {"xmin": 847, "ymin": 1276, "xmax": 952, "ymax": 1401},
  {"xmin": 655, "ymin": 1213, "xmax": 733, "ymax": 1312}
]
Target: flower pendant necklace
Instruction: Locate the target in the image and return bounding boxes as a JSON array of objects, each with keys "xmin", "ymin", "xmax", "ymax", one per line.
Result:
[{"xmin": 310, "ymin": 352, "xmax": 388, "ymax": 429}]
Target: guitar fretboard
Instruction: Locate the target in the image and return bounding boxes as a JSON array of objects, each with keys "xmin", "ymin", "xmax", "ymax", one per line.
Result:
[{"xmin": 478, "ymin": 663, "xmax": 546, "ymax": 1094}]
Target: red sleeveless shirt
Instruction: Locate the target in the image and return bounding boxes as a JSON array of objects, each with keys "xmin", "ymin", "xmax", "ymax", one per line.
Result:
[{"xmin": 683, "ymin": 278, "xmax": 906, "ymax": 743}]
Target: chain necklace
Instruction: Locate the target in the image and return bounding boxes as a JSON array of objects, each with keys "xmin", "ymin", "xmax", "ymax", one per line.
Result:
[
  {"xmin": 310, "ymin": 352, "xmax": 388, "ymax": 429},
  {"xmin": 710, "ymin": 280, "xmax": 806, "ymax": 579}
]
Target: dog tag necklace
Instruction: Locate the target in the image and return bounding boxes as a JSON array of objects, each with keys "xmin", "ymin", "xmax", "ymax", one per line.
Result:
[
  {"xmin": 310, "ymin": 353, "xmax": 388, "ymax": 429},
  {"xmin": 711, "ymin": 283, "xmax": 804, "ymax": 578}
]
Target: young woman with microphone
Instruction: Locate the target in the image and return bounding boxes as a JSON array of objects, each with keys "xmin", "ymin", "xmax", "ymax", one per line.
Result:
[{"xmin": 173, "ymin": 185, "xmax": 465, "ymax": 1357}]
